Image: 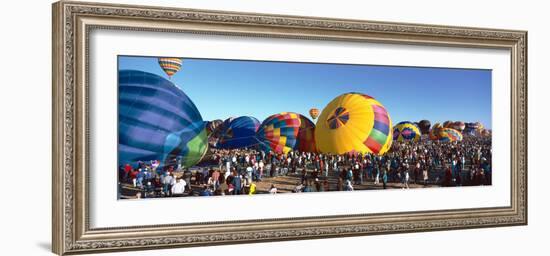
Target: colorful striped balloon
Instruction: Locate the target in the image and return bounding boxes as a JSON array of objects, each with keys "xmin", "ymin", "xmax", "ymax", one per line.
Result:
[
  {"xmin": 256, "ymin": 112, "xmax": 302, "ymax": 154},
  {"xmin": 437, "ymin": 128, "xmax": 463, "ymax": 142},
  {"xmin": 429, "ymin": 123, "xmax": 442, "ymax": 140},
  {"xmin": 158, "ymin": 57, "xmax": 182, "ymax": 78},
  {"xmin": 393, "ymin": 121, "xmax": 421, "ymax": 142},
  {"xmin": 314, "ymin": 93, "xmax": 392, "ymax": 155}
]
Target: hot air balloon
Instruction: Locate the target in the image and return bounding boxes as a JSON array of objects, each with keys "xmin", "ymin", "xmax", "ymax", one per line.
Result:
[
  {"xmin": 464, "ymin": 122, "xmax": 483, "ymax": 136},
  {"xmin": 452, "ymin": 121, "xmax": 466, "ymax": 132},
  {"xmin": 418, "ymin": 120, "xmax": 431, "ymax": 135},
  {"xmin": 429, "ymin": 123, "xmax": 442, "ymax": 140},
  {"xmin": 443, "ymin": 120, "xmax": 453, "ymax": 128},
  {"xmin": 475, "ymin": 122, "xmax": 484, "ymax": 131},
  {"xmin": 118, "ymin": 70, "xmax": 207, "ymax": 168},
  {"xmin": 480, "ymin": 129, "xmax": 492, "ymax": 137},
  {"xmin": 309, "ymin": 108, "xmax": 320, "ymax": 120},
  {"xmin": 158, "ymin": 57, "xmax": 182, "ymax": 79},
  {"xmin": 256, "ymin": 112, "xmax": 302, "ymax": 154},
  {"xmin": 217, "ymin": 116, "xmax": 260, "ymax": 149},
  {"xmin": 314, "ymin": 93, "xmax": 392, "ymax": 155},
  {"xmin": 206, "ymin": 119, "xmax": 223, "ymax": 136},
  {"xmin": 295, "ymin": 114, "xmax": 317, "ymax": 152},
  {"xmin": 393, "ymin": 121, "xmax": 421, "ymax": 142},
  {"xmin": 437, "ymin": 128, "xmax": 463, "ymax": 142}
]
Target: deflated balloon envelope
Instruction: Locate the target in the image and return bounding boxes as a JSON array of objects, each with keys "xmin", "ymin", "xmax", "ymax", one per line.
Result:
[
  {"xmin": 118, "ymin": 70, "xmax": 207, "ymax": 168},
  {"xmin": 217, "ymin": 116, "xmax": 260, "ymax": 149}
]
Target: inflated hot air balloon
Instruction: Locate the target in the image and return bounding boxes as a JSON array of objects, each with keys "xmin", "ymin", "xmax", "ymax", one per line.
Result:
[
  {"xmin": 475, "ymin": 122, "xmax": 484, "ymax": 131},
  {"xmin": 217, "ymin": 116, "xmax": 260, "ymax": 149},
  {"xmin": 437, "ymin": 128, "xmax": 463, "ymax": 142},
  {"xmin": 429, "ymin": 123, "xmax": 442, "ymax": 140},
  {"xmin": 393, "ymin": 121, "xmax": 421, "ymax": 142},
  {"xmin": 418, "ymin": 120, "xmax": 431, "ymax": 135},
  {"xmin": 158, "ymin": 57, "xmax": 182, "ymax": 79},
  {"xmin": 295, "ymin": 115, "xmax": 317, "ymax": 152},
  {"xmin": 443, "ymin": 120, "xmax": 453, "ymax": 128},
  {"xmin": 464, "ymin": 122, "xmax": 483, "ymax": 136},
  {"xmin": 309, "ymin": 108, "xmax": 320, "ymax": 120},
  {"xmin": 480, "ymin": 129, "xmax": 492, "ymax": 137},
  {"xmin": 118, "ymin": 70, "xmax": 207, "ymax": 168},
  {"xmin": 256, "ymin": 112, "xmax": 302, "ymax": 154},
  {"xmin": 314, "ymin": 93, "xmax": 392, "ymax": 155},
  {"xmin": 452, "ymin": 121, "xmax": 466, "ymax": 132}
]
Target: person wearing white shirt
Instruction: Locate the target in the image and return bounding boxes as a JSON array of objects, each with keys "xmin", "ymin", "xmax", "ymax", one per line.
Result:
[{"xmin": 171, "ymin": 178, "xmax": 187, "ymax": 196}]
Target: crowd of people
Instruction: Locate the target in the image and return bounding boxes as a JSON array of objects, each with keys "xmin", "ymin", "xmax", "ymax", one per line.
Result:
[{"xmin": 118, "ymin": 136, "xmax": 492, "ymax": 199}]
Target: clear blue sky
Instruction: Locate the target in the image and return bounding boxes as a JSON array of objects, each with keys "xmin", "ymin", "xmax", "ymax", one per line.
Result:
[{"xmin": 119, "ymin": 56, "xmax": 492, "ymax": 129}]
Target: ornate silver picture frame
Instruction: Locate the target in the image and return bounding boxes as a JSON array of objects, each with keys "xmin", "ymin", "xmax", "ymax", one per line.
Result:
[{"xmin": 52, "ymin": 1, "xmax": 527, "ymax": 255}]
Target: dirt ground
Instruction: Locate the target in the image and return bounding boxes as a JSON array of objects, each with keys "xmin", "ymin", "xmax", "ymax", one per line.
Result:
[{"xmin": 119, "ymin": 169, "xmax": 441, "ymax": 199}]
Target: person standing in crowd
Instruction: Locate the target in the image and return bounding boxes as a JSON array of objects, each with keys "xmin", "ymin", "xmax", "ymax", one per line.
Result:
[
  {"xmin": 382, "ymin": 170, "xmax": 388, "ymax": 189},
  {"xmin": 161, "ymin": 171, "xmax": 173, "ymax": 197},
  {"xmin": 183, "ymin": 169, "xmax": 192, "ymax": 193},
  {"xmin": 423, "ymin": 167, "xmax": 429, "ymax": 186},
  {"xmin": 232, "ymin": 171, "xmax": 242, "ymax": 195},
  {"xmin": 403, "ymin": 168, "xmax": 410, "ymax": 189},
  {"xmin": 374, "ymin": 163, "xmax": 380, "ymax": 185},
  {"xmin": 345, "ymin": 180, "xmax": 354, "ymax": 191},
  {"xmin": 218, "ymin": 177, "xmax": 228, "ymax": 196},
  {"xmin": 258, "ymin": 160, "xmax": 264, "ymax": 181}
]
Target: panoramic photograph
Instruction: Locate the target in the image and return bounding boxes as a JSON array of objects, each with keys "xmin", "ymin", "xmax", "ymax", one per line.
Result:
[{"xmin": 117, "ymin": 56, "xmax": 492, "ymax": 199}]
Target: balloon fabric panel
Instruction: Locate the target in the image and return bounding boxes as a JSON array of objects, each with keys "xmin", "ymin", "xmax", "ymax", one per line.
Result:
[{"xmin": 118, "ymin": 70, "xmax": 206, "ymax": 168}]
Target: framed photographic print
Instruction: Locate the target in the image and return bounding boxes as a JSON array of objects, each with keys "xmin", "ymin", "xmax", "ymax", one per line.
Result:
[{"xmin": 52, "ymin": 1, "xmax": 527, "ymax": 255}]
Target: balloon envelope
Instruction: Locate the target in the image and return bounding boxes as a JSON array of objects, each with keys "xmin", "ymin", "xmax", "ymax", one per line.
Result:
[
  {"xmin": 452, "ymin": 121, "xmax": 466, "ymax": 132},
  {"xmin": 118, "ymin": 70, "xmax": 207, "ymax": 168},
  {"xmin": 295, "ymin": 114, "xmax": 317, "ymax": 152},
  {"xmin": 256, "ymin": 112, "xmax": 302, "ymax": 154},
  {"xmin": 418, "ymin": 120, "xmax": 431, "ymax": 134},
  {"xmin": 437, "ymin": 128, "xmax": 463, "ymax": 142},
  {"xmin": 158, "ymin": 57, "xmax": 182, "ymax": 78},
  {"xmin": 429, "ymin": 123, "xmax": 442, "ymax": 140},
  {"xmin": 314, "ymin": 93, "xmax": 392, "ymax": 155},
  {"xmin": 206, "ymin": 119, "xmax": 223, "ymax": 135},
  {"xmin": 464, "ymin": 122, "xmax": 483, "ymax": 136},
  {"xmin": 393, "ymin": 121, "xmax": 421, "ymax": 142},
  {"xmin": 217, "ymin": 116, "xmax": 260, "ymax": 149}
]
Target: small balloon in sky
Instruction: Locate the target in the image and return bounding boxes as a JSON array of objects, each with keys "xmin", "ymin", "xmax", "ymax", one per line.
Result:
[{"xmin": 158, "ymin": 57, "xmax": 183, "ymax": 79}]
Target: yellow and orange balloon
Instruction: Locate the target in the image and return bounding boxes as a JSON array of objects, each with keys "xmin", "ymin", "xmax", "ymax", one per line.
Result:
[{"xmin": 314, "ymin": 93, "xmax": 392, "ymax": 155}]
